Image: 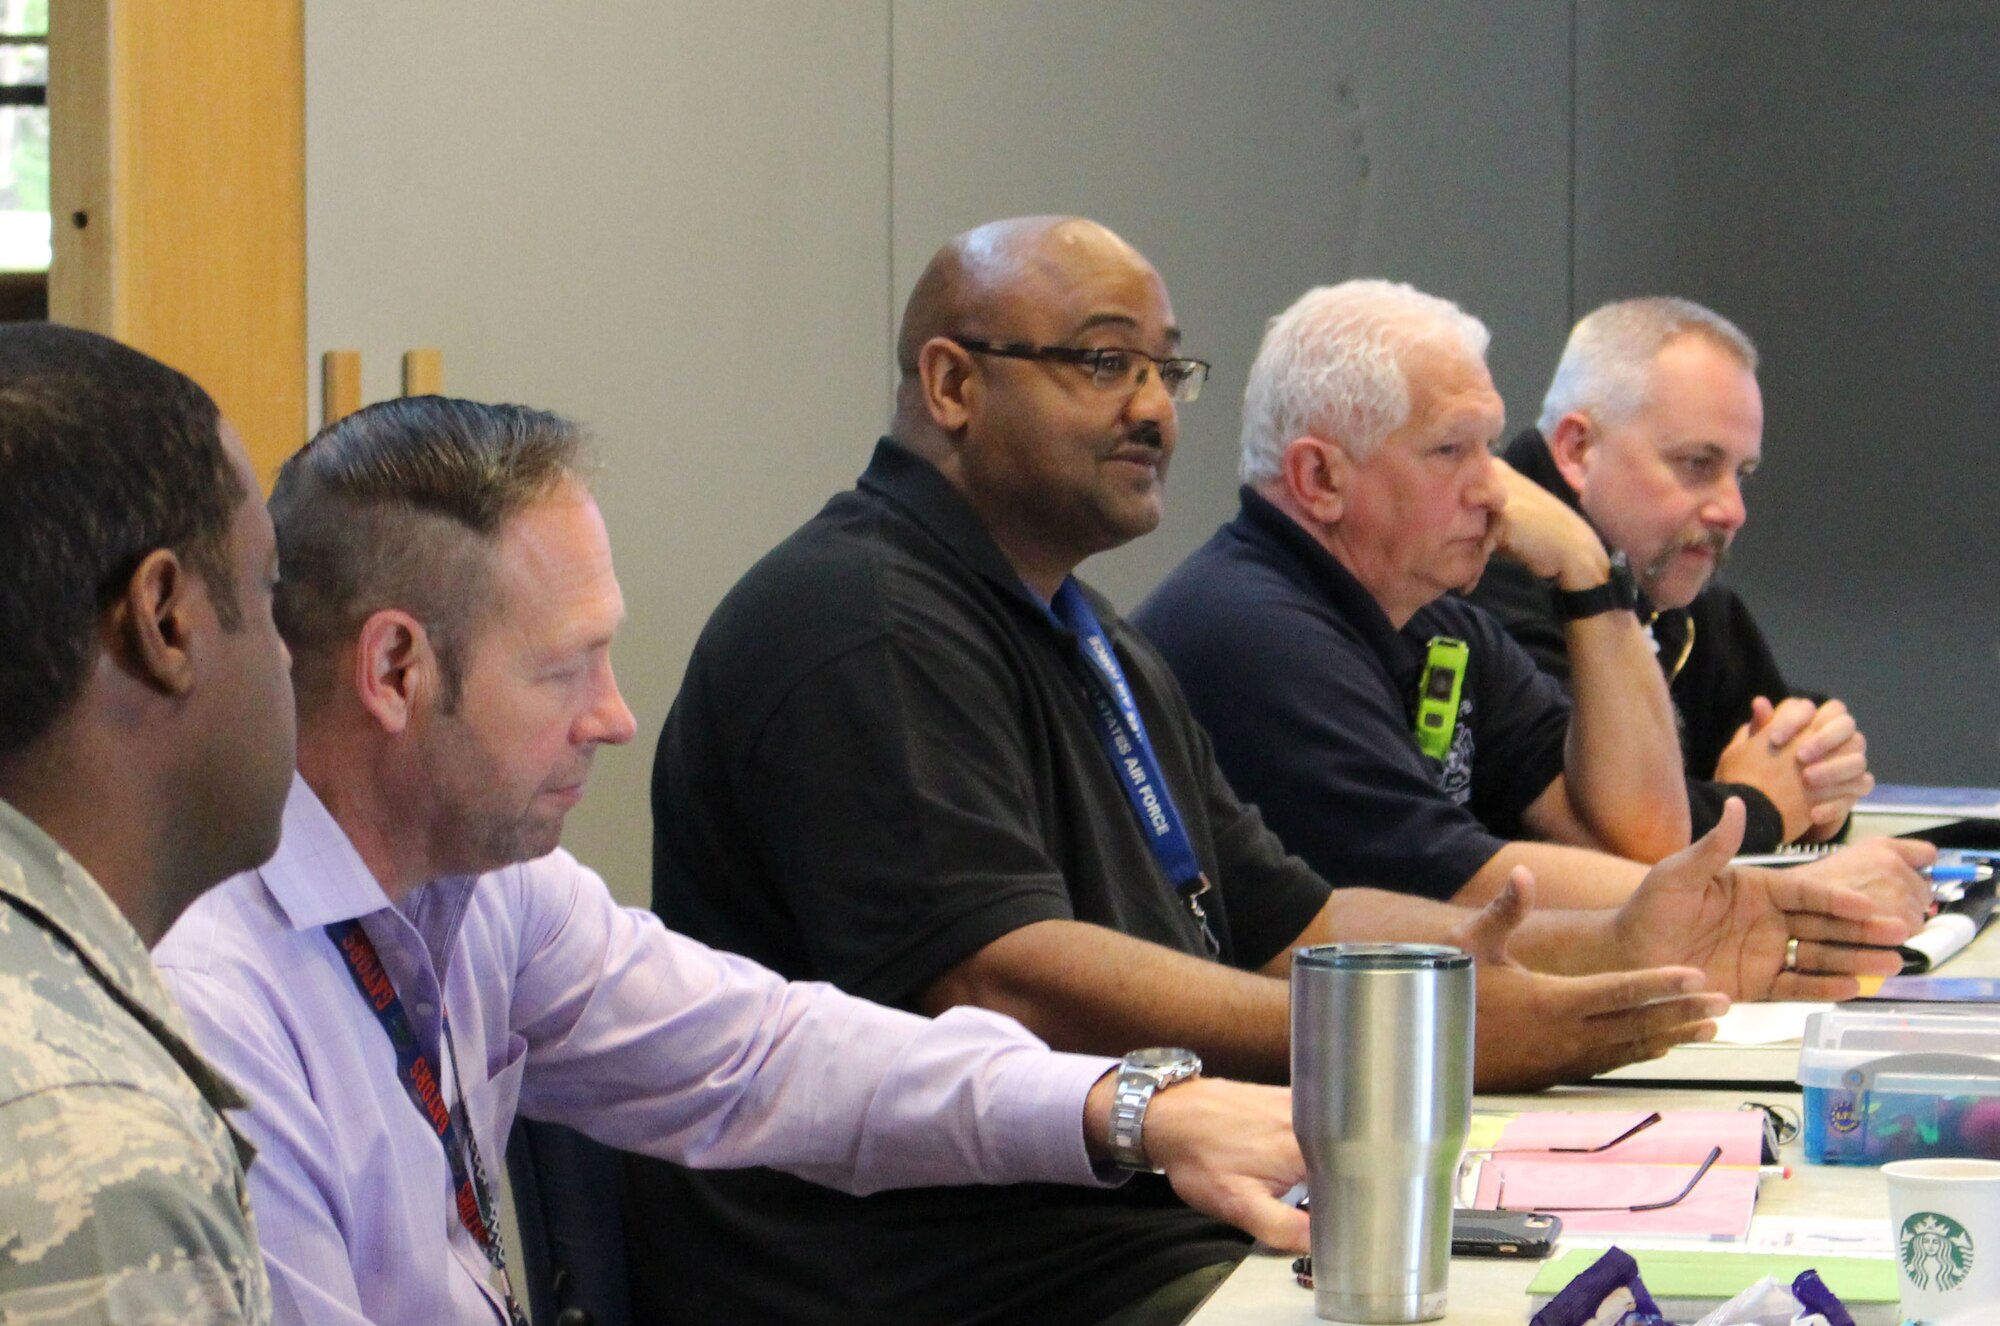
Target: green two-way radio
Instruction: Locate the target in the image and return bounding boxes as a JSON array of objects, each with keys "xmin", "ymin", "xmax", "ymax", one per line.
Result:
[{"xmin": 1413, "ymin": 636, "xmax": 1468, "ymax": 760}]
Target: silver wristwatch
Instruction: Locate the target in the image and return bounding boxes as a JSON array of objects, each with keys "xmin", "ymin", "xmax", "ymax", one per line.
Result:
[{"xmin": 1108, "ymin": 1047, "xmax": 1203, "ymax": 1172}]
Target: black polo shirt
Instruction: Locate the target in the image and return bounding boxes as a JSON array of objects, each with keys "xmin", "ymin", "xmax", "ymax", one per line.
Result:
[
  {"xmin": 1465, "ymin": 428, "xmax": 1793, "ymax": 851},
  {"xmin": 628, "ymin": 439, "xmax": 1331, "ymax": 1326},
  {"xmin": 1133, "ymin": 487, "xmax": 1572, "ymax": 903}
]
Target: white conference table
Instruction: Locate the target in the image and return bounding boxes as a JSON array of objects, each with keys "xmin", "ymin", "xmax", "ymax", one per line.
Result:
[{"xmin": 1191, "ymin": 814, "xmax": 1997, "ymax": 1324}]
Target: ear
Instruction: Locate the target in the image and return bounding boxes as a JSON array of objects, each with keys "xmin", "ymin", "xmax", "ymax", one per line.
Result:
[
  {"xmin": 1544, "ymin": 412, "xmax": 1594, "ymax": 497},
  {"xmin": 351, "ymin": 609, "xmax": 441, "ymax": 736},
  {"xmin": 1277, "ymin": 435, "xmax": 1351, "ymax": 525},
  {"xmin": 106, "ymin": 548, "xmax": 199, "ymax": 697},
  {"xmin": 915, "ymin": 336, "xmax": 980, "ymax": 434}
]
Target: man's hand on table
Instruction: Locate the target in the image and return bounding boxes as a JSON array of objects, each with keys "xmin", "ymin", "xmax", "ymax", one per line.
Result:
[
  {"xmin": 1084, "ymin": 1074, "xmax": 1309, "ymax": 1253},
  {"xmin": 1613, "ymin": 797, "xmax": 1933, "ymax": 1000},
  {"xmin": 1451, "ymin": 870, "xmax": 1727, "ymax": 1091}
]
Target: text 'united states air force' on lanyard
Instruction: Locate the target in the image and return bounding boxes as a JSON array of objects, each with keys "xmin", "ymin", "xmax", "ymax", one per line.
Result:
[
  {"xmin": 324, "ymin": 918, "xmax": 529, "ymax": 1326},
  {"xmin": 1048, "ymin": 579, "xmax": 1221, "ymax": 956}
]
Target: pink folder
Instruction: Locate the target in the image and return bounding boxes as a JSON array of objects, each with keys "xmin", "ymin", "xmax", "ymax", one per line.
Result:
[{"xmin": 1468, "ymin": 1110, "xmax": 1766, "ymax": 1239}]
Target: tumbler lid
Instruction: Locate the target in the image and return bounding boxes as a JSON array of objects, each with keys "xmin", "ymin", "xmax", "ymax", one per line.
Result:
[{"xmin": 1292, "ymin": 942, "xmax": 1471, "ymax": 970}]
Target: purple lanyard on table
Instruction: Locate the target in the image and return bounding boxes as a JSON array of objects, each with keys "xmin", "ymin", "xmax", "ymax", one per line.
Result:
[
  {"xmin": 1045, "ymin": 579, "xmax": 1221, "ymax": 956},
  {"xmin": 325, "ymin": 919, "xmax": 528, "ymax": 1326}
]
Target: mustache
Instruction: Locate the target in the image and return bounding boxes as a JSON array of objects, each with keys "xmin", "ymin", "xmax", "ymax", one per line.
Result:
[
  {"xmin": 1643, "ymin": 530, "xmax": 1730, "ymax": 583},
  {"xmin": 1123, "ymin": 421, "xmax": 1166, "ymax": 451}
]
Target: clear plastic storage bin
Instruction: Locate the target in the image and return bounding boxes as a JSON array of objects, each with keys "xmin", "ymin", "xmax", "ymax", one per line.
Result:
[{"xmin": 1797, "ymin": 1006, "xmax": 2000, "ymax": 1165}]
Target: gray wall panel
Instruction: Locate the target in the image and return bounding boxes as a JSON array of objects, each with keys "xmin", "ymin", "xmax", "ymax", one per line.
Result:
[
  {"xmin": 306, "ymin": 2, "xmax": 893, "ymax": 902},
  {"xmin": 1575, "ymin": 2, "xmax": 2000, "ymax": 783}
]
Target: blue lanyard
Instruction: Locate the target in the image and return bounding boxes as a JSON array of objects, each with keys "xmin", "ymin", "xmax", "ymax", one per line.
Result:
[
  {"xmin": 325, "ymin": 919, "xmax": 527, "ymax": 1326},
  {"xmin": 1046, "ymin": 580, "xmax": 1220, "ymax": 956}
]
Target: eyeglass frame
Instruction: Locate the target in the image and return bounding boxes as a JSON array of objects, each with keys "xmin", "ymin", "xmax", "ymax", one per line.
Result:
[
  {"xmin": 1456, "ymin": 1111, "xmax": 1665, "ymax": 1210},
  {"xmin": 1463, "ymin": 1110, "xmax": 1665, "ymax": 1159},
  {"xmin": 1491, "ymin": 1143, "xmax": 1723, "ymax": 1214},
  {"xmin": 949, "ymin": 336, "xmax": 1211, "ymax": 402},
  {"xmin": 1740, "ymin": 1099, "xmax": 1801, "ymax": 1151},
  {"xmin": 1464, "ymin": 1111, "xmax": 1723, "ymax": 1214}
]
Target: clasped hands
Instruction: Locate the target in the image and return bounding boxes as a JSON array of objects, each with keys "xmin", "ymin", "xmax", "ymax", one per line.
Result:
[{"xmin": 1718, "ymin": 695, "xmax": 1873, "ymax": 843}]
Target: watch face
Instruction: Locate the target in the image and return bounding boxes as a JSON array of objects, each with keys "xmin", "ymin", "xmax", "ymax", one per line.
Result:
[{"xmin": 1125, "ymin": 1047, "xmax": 1200, "ymax": 1073}]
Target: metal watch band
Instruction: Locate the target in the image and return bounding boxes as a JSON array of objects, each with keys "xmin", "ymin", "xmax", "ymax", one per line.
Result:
[{"xmin": 1108, "ymin": 1048, "xmax": 1202, "ymax": 1172}]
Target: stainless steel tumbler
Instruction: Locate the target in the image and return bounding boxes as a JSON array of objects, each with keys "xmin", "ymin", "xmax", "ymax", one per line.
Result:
[{"xmin": 1291, "ymin": 943, "xmax": 1473, "ymax": 1323}]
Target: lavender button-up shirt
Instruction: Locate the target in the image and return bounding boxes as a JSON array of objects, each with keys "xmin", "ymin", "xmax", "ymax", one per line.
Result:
[{"xmin": 155, "ymin": 777, "xmax": 1114, "ymax": 1326}]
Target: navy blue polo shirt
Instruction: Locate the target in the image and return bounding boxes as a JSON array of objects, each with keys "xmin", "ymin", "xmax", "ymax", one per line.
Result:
[{"xmin": 1133, "ymin": 487, "xmax": 1572, "ymax": 903}]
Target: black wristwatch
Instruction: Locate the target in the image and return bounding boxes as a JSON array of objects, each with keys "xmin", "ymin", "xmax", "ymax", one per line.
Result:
[
  {"xmin": 1555, "ymin": 552, "xmax": 1638, "ymax": 621},
  {"xmin": 1108, "ymin": 1048, "xmax": 1202, "ymax": 1172}
]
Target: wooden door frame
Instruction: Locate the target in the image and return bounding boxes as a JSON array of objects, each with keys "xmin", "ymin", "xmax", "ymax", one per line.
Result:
[{"xmin": 50, "ymin": 0, "xmax": 306, "ymax": 486}]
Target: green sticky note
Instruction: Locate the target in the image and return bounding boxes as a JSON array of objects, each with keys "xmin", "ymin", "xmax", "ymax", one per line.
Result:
[{"xmin": 1526, "ymin": 1248, "xmax": 1899, "ymax": 1303}]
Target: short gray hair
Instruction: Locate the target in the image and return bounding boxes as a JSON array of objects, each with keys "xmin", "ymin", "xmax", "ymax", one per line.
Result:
[
  {"xmin": 1239, "ymin": 280, "xmax": 1491, "ymax": 484},
  {"xmin": 1536, "ymin": 297, "xmax": 1757, "ymax": 437}
]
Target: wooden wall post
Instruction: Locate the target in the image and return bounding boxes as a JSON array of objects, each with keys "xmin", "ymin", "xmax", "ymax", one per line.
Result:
[
  {"xmin": 50, "ymin": 0, "xmax": 307, "ymax": 488},
  {"xmin": 401, "ymin": 348, "xmax": 443, "ymax": 397}
]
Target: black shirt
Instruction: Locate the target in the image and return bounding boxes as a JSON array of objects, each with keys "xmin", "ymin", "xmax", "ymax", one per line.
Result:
[
  {"xmin": 1464, "ymin": 428, "xmax": 1795, "ymax": 851},
  {"xmin": 629, "ymin": 440, "xmax": 1331, "ymax": 1326},
  {"xmin": 1133, "ymin": 487, "xmax": 1571, "ymax": 902}
]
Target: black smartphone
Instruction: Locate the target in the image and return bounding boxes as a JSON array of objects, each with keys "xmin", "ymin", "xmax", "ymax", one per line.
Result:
[
  {"xmin": 1293, "ymin": 1208, "xmax": 1562, "ymax": 1286},
  {"xmin": 1450, "ymin": 1208, "xmax": 1560, "ymax": 1258}
]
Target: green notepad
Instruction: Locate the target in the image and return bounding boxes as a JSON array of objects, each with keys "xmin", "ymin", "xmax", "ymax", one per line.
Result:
[{"xmin": 1528, "ymin": 1248, "xmax": 1900, "ymax": 1302}]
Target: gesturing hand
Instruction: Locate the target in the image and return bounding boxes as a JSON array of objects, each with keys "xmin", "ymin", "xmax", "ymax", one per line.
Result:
[
  {"xmin": 1614, "ymin": 798, "xmax": 1929, "ymax": 1001},
  {"xmin": 1451, "ymin": 869, "xmax": 1726, "ymax": 1091}
]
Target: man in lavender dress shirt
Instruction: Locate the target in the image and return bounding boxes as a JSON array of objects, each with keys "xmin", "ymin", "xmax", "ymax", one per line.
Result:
[{"xmin": 152, "ymin": 397, "xmax": 1308, "ymax": 1326}]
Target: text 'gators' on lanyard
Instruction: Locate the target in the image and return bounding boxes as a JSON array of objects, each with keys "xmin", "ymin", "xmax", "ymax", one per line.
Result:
[
  {"xmin": 326, "ymin": 918, "xmax": 529, "ymax": 1326},
  {"xmin": 1047, "ymin": 580, "xmax": 1220, "ymax": 956}
]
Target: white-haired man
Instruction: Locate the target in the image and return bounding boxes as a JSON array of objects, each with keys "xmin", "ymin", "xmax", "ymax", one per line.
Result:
[
  {"xmin": 1136, "ymin": 280, "xmax": 1897, "ymax": 912},
  {"xmin": 1466, "ymin": 298, "xmax": 1871, "ymax": 851},
  {"xmin": 1142, "ymin": 280, "xmax": 1687, "ymax": 908}
]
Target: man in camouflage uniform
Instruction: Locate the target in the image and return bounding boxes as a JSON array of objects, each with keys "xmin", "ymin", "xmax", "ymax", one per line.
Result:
[{"xmin": 0, "ymin": 326, "xmax": 296, "ymax": 1323}]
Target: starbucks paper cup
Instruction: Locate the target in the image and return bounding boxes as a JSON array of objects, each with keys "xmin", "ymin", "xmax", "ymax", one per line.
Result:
[{"xmin": 1885, "ymin": 1157, "xmax": 2000, "ymax": 1324}]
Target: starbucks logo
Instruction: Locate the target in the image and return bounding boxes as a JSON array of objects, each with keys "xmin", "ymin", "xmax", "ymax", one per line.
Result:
[{"xmin": 1900, "ymin": 1211, "xmax": 1975, "ymax": 1292}]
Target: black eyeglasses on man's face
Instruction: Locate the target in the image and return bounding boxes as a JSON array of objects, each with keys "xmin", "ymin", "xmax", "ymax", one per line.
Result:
[{"xmin": 950, "ymin": 337, "xmax": 1210, "ymax": 403}]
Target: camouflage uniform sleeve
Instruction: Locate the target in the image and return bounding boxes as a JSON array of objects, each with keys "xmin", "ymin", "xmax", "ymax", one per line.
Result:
[{"xmin": 0, "ymin": 1083, "xmax": 269, "ymax": 1325}]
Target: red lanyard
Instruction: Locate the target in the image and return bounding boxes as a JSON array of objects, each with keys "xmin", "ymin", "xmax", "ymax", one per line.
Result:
[{"xmin": 326, "ymin": 918, "xmax": 527, "ymax": 1326}]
